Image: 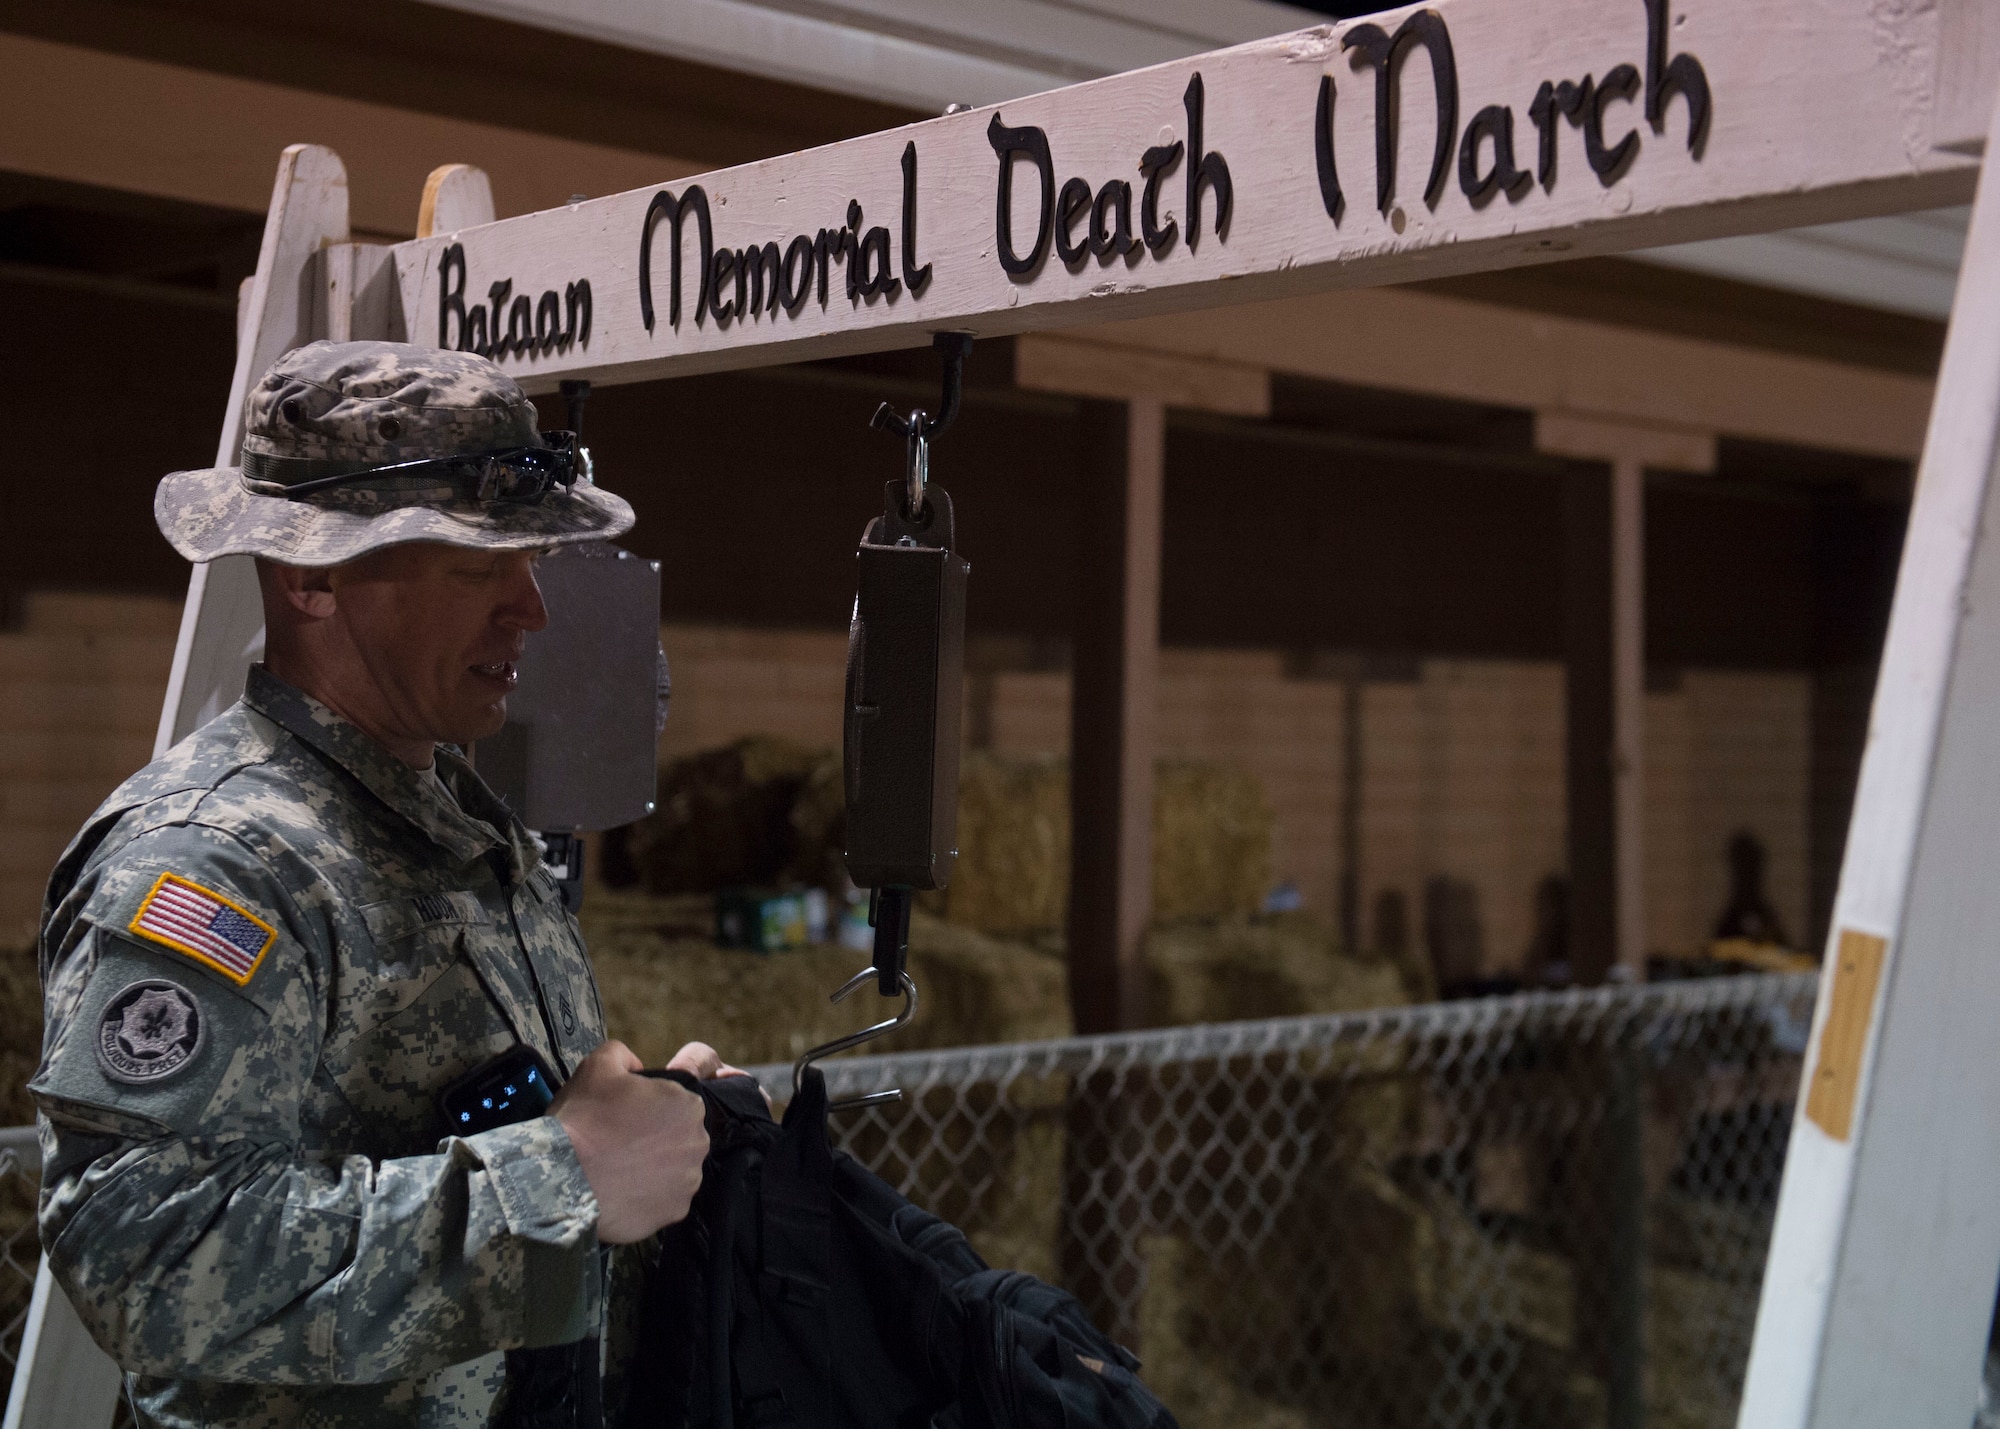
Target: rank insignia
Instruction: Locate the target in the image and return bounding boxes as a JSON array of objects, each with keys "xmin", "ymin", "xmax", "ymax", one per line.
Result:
[{"xmin": 129, "ymin": 872, "xmax": 276, "ymax": 986}]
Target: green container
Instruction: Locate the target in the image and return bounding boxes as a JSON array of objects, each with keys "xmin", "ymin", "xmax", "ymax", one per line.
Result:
[{"xmin": 715, "ymin": 887, "xmax": 828, "ymax": 952}]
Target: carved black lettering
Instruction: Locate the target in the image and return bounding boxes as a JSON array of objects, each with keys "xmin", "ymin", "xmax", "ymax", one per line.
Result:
[
  {"xmin": 564, "ymin": 280, "xmax": 591, "ymax": 348},
  {"xmin": 1139, "ymin": 141, "xmax": 1182, "ymax": 253},
  {"xmin": 464, "ymin": 304, "xmax": 489, "ymax": 357},
  {"xmin": 899, "ymin": 141, "xmax": 933, "ymax": 295},
  {"xmin": 813, "ymin": 229, "xmax": 833, "ymax": 305},
  {"xmin": 1457, "ymin": 104, "xmax": 1531, "ymax": 207},
  {"xmin": 1055, "ymin": 177, "xmax": 1093, "ymax": 266},
  {"xmin": 536, "ymin": 290, "xmax": 561, "ymax": 352},
  {"xmin": 782, "ymin": 233, "xmax": 814, "ymax": 312},
  {"xmin": 1343, "ymin": 10, "xmax": 1459, "ymax": 214},
  {"xmin": 988, "ymin": 113, "xmax": 1055, "ymax": 277},
  {"xmin": 844, "ymin": 201, "xmax": 863, "ymax": 301},
  {"xmin": 859, "ymin": 227, "xmax": 901, "ymax": 299},
  {"xmin": 743, "ymin": 242, "xmax": 782, "ymax": 316},
  {"xmin": 1529, "ymin": 77, "xmax": 1592, "ymax": 190},
  {"xmin": 1315, "ymin": 75, "xmax": 1345, "ymax": 224},
  {"xmin": 639, "ymin": 187, "xmax": 712, "ymax": 331},
  {"xmin": 1182, "ymin": 73, "xmax": 1232, "ymax": 249},
  {"xmin": 438, "ymin": 244, "xmax": 468, "ymax": 349},
  {"xmin": 709, "ymin": 247, "xmax": 737, "ymax": 323},
  {"xmin": 506, "ymin": 294, "xmax": 532, "ymax": 355},
  {"xmin": 1644, "ymin": 0, "xmax": 1711, "ymax": 158},
  {"xmin": 1585, "ymin": 64, "xmax": 1642, "ymax": 185},
  {"xmin": 1090, "ymin": 180, "xmax": 1136, "ymax": 260},
  {"xmin": 487, "ymin": 281, "xmax": 513, "ymax": 356}
]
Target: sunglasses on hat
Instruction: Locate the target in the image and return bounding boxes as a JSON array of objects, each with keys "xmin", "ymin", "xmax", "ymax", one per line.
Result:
[{"xmin": 243, "ymin": 432, "xmax": 591, "ymax": 505}]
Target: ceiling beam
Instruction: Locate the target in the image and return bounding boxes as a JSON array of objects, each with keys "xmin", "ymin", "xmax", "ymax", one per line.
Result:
[{"xmin": 1090, "ymin": 287, "xmax": 1933, "ymax": 458}]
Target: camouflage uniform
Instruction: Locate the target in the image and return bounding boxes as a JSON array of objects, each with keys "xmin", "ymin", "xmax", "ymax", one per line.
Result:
[{"xmin": 32, "ymin": 341, "xmax": 642, "ymax": 1426}]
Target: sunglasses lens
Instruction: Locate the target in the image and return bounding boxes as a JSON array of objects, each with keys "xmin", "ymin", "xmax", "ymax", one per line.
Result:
[{"xmin": 464, "ymin": 448, "xmax": 571, "ymax": 502}]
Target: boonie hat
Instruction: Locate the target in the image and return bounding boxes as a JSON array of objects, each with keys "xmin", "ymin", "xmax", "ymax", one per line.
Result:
[{"xmin": 155, "ymin": 340, "xmax": 633, "ymax": 566}]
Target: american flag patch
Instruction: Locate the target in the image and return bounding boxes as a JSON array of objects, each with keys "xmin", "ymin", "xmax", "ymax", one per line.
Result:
[{"xmin": 128, "ymin": 873, "xmax": 277, "ymax": 986}]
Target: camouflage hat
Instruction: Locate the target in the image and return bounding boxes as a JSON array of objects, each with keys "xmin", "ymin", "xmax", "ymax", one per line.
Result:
[{"xmin": 155, "ymin": 340, "xmax": 633, "ymax": 567}]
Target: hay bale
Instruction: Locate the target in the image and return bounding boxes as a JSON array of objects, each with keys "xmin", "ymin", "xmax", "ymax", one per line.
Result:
[
  {"xmin": 936, "ymin": 753, "xmax": 1273, "ymax": 936},
  {"xmin": 1144, "ymin": 912, "xmax": 1410, "ymax": 1027},
  {"xmin": 580, "ymin": 889, "xmax": 1069, "ymax": 1070},
  {"xmin": 784, "ymin": 750, "xmax": 847, "ymax": 890},
  {"xmin": 933, "ymin": 752, "xmax": 1070, "ymax": 936},
  {"xmin": 617, "ymin": 737, "xmax": 829, "ymax": 894},
  {"xmin": 1139, "ymin": 1234, "xmax": 1312, "ymax": 1429},
  {"xmin": 1151, "ymin": 759, "xmax": 1271, "ymax": 924}
]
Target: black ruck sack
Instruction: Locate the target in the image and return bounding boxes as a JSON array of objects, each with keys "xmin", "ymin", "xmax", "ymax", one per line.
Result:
[{"xmin": 625, "ymin": 1068, "xmax": 1178, "ymax": 1429}]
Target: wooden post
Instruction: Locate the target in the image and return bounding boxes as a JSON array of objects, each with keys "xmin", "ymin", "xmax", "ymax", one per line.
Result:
[
  {"xmin": 1539, "ymin": 415, "xmax": 1715, "ymax": 981},
  {"xmin": 1016, "ymin": 337, "xmax": 1263, "ymax": 1033},
  {"xmin": 1560, "ymin": 463, "xmax": 1617, "ymax": 985},
  {"xmin": 1068, "ymin": 396, "xmax": 1165, "ymax": 1034}
]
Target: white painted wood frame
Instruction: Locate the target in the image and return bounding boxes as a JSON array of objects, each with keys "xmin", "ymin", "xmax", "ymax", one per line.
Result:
[
  {"xmin": 1740, "ymin": 84, "xmax": 2000, "ymax": 1429},
  {"xmin": 155, "ymin": 144, "xmax": 352, "ymax": 754}
]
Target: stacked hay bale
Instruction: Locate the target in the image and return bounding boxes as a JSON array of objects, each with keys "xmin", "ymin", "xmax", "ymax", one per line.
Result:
[
  {"xmin": 1146, "ymin": 913, "xmax": 1408, "ymax": 1027},
  {"xmin": 934, "ymin": 753, "xmax": 1271, "ymax": 938},
  {"xmin": 581, "ymin": 891, "xmax": 1069, "ymax": 1066},
  {"xmin": 612, "ymin": 735, "xmax": 835, "ymax": 893},
  {"xmin": 924, "ymin": 752, "xmax": 1071, "ymax": 935}
]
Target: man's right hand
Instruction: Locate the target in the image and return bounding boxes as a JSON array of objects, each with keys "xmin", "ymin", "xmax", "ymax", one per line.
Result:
[{"xmin": 550, "ymin": 1040, "xmax": 708, "ymax": 1244}]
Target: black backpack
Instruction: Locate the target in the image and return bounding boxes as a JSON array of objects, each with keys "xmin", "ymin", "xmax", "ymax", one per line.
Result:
[{"xmin": 621, "ymin": 1068, "xmax": 1178, "ymax": 1429}]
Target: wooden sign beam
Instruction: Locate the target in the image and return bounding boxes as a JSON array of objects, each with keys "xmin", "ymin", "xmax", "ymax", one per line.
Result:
[{"xmin": 376, "ymin": 0, "xmax": 1991, "ymax": 393}]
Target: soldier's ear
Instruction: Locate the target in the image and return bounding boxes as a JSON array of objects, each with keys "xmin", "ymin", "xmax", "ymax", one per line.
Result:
[
  {"xmin": 290, "ymin": 565, "xmax": 337, "ymax": 620},
  {"xmin": 259, "ymin": 559, "xmax": 337, "ymax": 621}
]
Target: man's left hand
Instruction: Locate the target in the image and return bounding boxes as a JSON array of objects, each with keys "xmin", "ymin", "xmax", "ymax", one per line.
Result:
[{"xmin": 666, "ymin": 1042, "xmax": 748, "ymax": 1080}]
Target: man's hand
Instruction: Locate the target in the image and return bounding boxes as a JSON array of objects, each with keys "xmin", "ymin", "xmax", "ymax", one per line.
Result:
[
  {"xmin": 550, "ymin": 1040, "xmax": 708, "ymax": 1244},
  {"xmin": 669, "ymin": 1040, "xmax": 773, "ymax": 1111},
  {"xmin": 666, "ymin": 1041, "xmax": 748, "ymax": 1081}
]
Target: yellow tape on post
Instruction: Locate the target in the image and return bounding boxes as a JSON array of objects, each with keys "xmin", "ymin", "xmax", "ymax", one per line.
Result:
[{"xmin": 1806, "ymin": 930, "xmax": 1887, "ymax": 1142}]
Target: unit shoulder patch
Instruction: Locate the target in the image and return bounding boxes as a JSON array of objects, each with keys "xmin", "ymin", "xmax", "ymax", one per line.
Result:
[
  {"xmin": 96, "ymin": 978, "xmax": 204, "ymax": 1085},
  {"xmin": 128, "ymin": 871, "xmax": 277, "ymax": 986}
]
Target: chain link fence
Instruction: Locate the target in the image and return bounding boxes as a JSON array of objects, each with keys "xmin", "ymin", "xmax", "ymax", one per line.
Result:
[
  {"xmin": 757, "ymin": 972, "xmax": 1818, "ymax": 1429},
  {"xmin": 1, "ymin": 1130, "xmax": 40, "ymax": 1404},
  {"xmin": 0, "ymin": 976, "xmax": 1815, "ymax": 1426}
]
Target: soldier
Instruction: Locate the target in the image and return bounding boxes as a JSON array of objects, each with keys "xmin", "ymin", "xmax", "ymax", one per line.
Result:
[{"xmin": 30, "ymin": 340, "xmax": 728, "ymax": 1427}]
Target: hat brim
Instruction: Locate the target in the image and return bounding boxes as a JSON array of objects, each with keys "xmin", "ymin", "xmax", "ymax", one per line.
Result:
[{"xmin": 155, "ymin": 466, "xmax": 635, "ymax": 567}]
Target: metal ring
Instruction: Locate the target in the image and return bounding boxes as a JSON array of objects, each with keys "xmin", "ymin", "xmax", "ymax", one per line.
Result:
[{"xmin": 906, "ymin": 414, "xmax": 928, "ymax": 517}]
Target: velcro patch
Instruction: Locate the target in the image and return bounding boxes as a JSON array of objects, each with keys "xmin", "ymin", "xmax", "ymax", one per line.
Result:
[
  {"xmin": 128, "ymin": 872, "xmax": 276, "ymax": 986},
  {"xmin": 97, "ymin": 978, "xmax": 204, "ymax": 1085},
  {"xmin": 413, "ymin": 891, "xmax": 483, "ymax": 924}
]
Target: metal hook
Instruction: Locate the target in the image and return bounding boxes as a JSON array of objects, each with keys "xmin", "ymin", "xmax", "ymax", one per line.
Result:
[
  {"xmin": 869, "ymin": 333, "xmax": 973, "ymax": 518},
  {"xmin": 792, "ymin": 966, "xmax": 919, "ymax": 1110}
]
